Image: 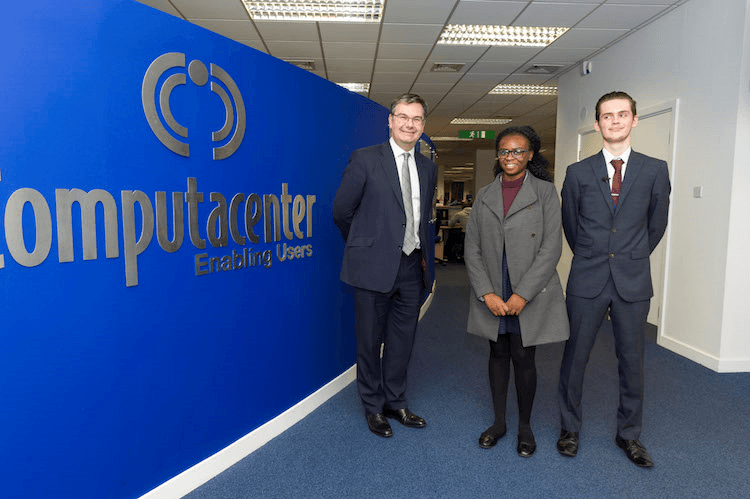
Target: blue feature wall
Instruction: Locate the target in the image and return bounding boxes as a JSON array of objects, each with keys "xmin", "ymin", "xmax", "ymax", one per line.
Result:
[{"xmin": 0, "ymin": 2, "xmax": 394, "ymax": 498}]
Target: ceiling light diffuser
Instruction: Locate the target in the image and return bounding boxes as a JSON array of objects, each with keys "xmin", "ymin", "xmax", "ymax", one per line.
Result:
[
  {"xmin": 450, "ymin": 118, "xmax": 512, "ymax": 125},
  {"xmin": 439, "ymin": 25, "xmax": 568, "ymax": 47},
  {"xmin": 489, "ymin": 84, "xmax": 558, "ymax": 95},
  {"xmin": 243, "ymin": 1, "xmax": 384, "ymax": 22},
  {"xmin": 431, "ymin": 137, "xmax": 474, "ymax": 141},
  {"xmin": 337, "ymin": 82, "xmax": 370, "ymax": 92}
]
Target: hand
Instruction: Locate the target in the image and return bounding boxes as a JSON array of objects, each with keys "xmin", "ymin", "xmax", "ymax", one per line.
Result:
[
  {"xmin": 505, "ymin": 293, "xmax": 527, "ymax": 316},
  {"xmin": 483, "ymin": 292, "xmax": 510, "ymax": 316}
]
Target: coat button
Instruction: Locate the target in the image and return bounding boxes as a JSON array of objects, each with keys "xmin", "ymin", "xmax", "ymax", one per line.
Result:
[
  {"xmin": 531, "ymin": 233, "xmax": 536, "ymax": 238},
  {"xmin": 611, "ymin": 228, "xmax": 617, "ymax": 233},
  {"xmin": 609, "ymin": 253, "xmax": 615, "ymax": 258}
]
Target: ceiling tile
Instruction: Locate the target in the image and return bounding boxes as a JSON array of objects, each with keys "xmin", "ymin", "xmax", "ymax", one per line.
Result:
[
  {"xmin": 430, "ymin": 45, "xmax": 489, "ymax": 63},
  {"xmin": 448, "ymin": 1, "xmax": 528, "ymax": 25},
  {"xmin": 602, "ymin": 0, "xmax": 681, "ymax": 4},
  {"xmin": 171, "ymin": 0, "xmax": 250, "ymax": 19},
  {"xmin": 501, "ymin": 73, "xmax": 559, "ymax": 85},
  {"xmin": 383, "ymin": 0, "xmax": 456, "ymax": 25},
  {"xmin": 328, "ymin": 71, "xmax": 372, "ymax": 82},
  {"xmin": 319, "ymin": 22, "xmax": 380, "ymax": 43},
  {"xmin": 237, "ymin": 40, "xmax": 268, "ymax": 53},
  {"xmin": 325, "ymin": 59, "xmax": 374, "ymax": 73},
  {"xmin": 414, "ymin": 72, "xmax": 465, "ymax": 85},
  {"xmin": 577, "ymin": 4, "xmax": 671, "ymax": 29},
  {"xmin": 469, "ymin": 60, "xmax": 526, "ymax": 74},
  {"xmin": 482, "ymin": 46, "xmax": 546, "ymax": 62},
  {"xmin": 380, "ymin": 23, "xmax": 445, "ymax": 45},
  {"xmin": 370, "ymin": 82, "xmax": 417, "ymax": 94},
  {"xmin": 372, "ymin": 72, "xmax": 420, "ymax": 87},
  {"xmin": 254, "ymin": 21, "xmax": 318, "ymax": 41},
  {"xmin": 375, "ymin": 59, "xmax": 424, "ymax": 73},
  {"xmin": 264, "ymin": 40, "xmax": 323, "ymax": 59},
  {"xmin": 531, "ymin": 46, "xmax": 597, "ymax": 64},
  {"xmin": 514, "ymin": 2, "xmax": 600, "ymax": 27},
  {"xmin": 191, "ymin": 19, "xmax": 259, "ymax": 41},
  {"xmin": 378, "ymin": 43, "xmax": 434, "ymax": 60},
  {"xmin": 135, "ymin": 0, "xmax": 182, "ymax": 17},
  {"xmin": 323, "ymin": 42, "xmax": 377, "ymax": 59},
  {"xmin": 551, "ymin": 28, "xmax": 629, "ymax": 49}
]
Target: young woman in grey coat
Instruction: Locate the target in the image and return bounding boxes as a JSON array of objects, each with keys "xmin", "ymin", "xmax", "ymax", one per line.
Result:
[{"xmin": 464, "ymin": 126, "xmax": 569, "ymax": 457}]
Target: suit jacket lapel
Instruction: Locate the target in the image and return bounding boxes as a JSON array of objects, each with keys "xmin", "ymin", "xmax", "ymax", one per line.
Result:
[
  {"xmin": 380, "ymin": 142, "xmax": 404, "ymax": 210},
  {"xmin": 592, "ymin": 151, "xmax": 615, "ymax": 215},
  {"xmin": 618, "ymin": 151, "xmax": 642, "ymax": 209},
  {"xmin": 415, "ymin": 153, "xmax": 431, "ymax": 217}
]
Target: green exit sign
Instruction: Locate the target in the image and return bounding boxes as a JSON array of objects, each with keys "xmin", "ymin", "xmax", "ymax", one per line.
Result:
[{"xmin": 459, "ymin": 130, "xmax": 496, "ymax": 139}]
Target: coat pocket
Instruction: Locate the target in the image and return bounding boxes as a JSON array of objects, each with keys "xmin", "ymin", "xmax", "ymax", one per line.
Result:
[
  {"xmin": 574, "ymin": 235, "xmax": 593, "ymax": 257},
  {"xmin": 347, "ymin": 237, "xmax": 374, "ymax": 247},
  {"xmin": 631, "ymin": 247, "xmax": 649, "ymax": 259}
]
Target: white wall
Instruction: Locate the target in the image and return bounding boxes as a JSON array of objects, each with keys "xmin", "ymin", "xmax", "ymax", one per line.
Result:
[
  {"xmin": 721, "ymin": 0, "xmax": 750, "ymax": 371},
  {"xmin": 554, "ymin": 0, "xmax": 750, "ymax": 372},
  {"xmin": 475, "ymin": 148, "xmax": 496, "ymax": 191}
]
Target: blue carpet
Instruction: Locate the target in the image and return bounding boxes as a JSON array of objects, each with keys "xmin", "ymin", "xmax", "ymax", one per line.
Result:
[{"xmin": 185, "ymin": 263, "xmax": 750, "ymax": 498}]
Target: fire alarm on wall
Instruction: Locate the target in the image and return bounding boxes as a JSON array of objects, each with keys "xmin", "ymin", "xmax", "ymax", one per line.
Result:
[{"xmin": 581, "ymin": 61, "xmax": 593, "ymax": 75}]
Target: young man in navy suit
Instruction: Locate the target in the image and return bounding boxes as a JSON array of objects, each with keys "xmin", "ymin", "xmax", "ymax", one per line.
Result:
[
  {"xmin": 333, "ymin": 94, "xmax": 437, "ymax": 438},
  {"xmin": 557, "ymin": 92, "xmax": 671, "ymax": 467}
]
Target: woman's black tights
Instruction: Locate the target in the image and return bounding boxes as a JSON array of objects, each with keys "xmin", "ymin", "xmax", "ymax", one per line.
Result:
[{"xmin": 487, "ymin": 334, "xmax": 537, "ymax": 434}]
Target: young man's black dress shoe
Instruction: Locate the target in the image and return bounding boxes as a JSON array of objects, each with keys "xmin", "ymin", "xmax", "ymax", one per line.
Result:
[
  {"xmin": 517, "ymin": 427, "xmax": 536, "ymax": 458},
  {"xmin": 615, "ymin": 435, "xmax": 654, "ymax": 467},
  {"xmin": 478, "ymin": 424, "xmax": 506, "ymax": 449},
  {"xmin": 383, "ymin": 407, "xmax": 426, "ymax": 428},
  {"xmin": 556, "ymin": 430, "xmax": 579, "ymax": 457},
  {"xmin": 366, "ymin": 413, "xmax": 393, "ymax": 438}
]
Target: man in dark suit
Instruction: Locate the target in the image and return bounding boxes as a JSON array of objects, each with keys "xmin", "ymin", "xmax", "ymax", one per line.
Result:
[
  {"xmin": 333, "ymin": 93, "xmax": 437, "ymax": 438},
  {"xmin": 557, "ymin": 91, "xmax": 671, "ymax": 467}
]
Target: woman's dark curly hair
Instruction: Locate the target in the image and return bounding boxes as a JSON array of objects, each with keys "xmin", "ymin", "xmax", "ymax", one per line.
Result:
[{"xmin": 493, "ymin": 125, "xmax": 552, "ymax": 182}]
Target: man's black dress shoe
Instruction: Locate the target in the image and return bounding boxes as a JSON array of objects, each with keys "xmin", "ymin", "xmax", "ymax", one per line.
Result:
[
  {"xmin": 383, "ymin": 407, "xmax": 426, "ymax": 428},
  {"xmin": 556, "ymin": 430, "xmax": 579, "ymax": 457},
  {"xmin": 517, "ymin": 427, "xmax": 536, "ymax": 458},
  {"xmin": 615, "ymin": 435, "xmax": 654, "ymax": 468},
  {"xmin": 478, "ymin": 425, "xmax": 506, "ymax": 449},
  {"xmin": 366, "ymin": 413, "xmax": 393, "ymax": 438}
]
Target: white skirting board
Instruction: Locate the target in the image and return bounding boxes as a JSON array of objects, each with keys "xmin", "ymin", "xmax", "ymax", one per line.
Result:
[
  {"xmin": 139, "ymin": 365, "xmax": 357, "ymax": 499},
  {"xmin": 140, "ymin": 280, "xmax": 436, "ymax": 498}
]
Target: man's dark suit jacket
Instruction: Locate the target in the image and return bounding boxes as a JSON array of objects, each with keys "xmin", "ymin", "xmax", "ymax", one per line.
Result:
[
  {"xmin": 561, "ymin": 150, "xmax": 670, "ymax": 302},
  {"xmin": 333, "ymin": 141, "xmax": 437, "ymax": 293}
]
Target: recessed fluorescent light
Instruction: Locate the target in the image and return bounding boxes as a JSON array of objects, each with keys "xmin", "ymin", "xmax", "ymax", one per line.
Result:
[
  {"xmin": 450, "ymin": 118, "xmax": 512, "ymax": 125},
  {"xmin": 438, "ymin": 25, "xmax": 568, "ymax": 47},
  {"xmin": 337, "ymin": 82, "xmax": 370, "ymax": 93},
  {"xmin": 243, "ymin": 1, "xmax": 384, "ymax": 23},
  {"xmin": 431, "ymin": 137, "xmax": 474, "ymax": 141},
  {"xmin": 489, "ymin": 84, "xmax": 558, "ymax": 95}
]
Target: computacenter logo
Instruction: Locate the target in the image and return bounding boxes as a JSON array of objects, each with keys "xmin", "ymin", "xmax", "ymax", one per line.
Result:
[{"xmin": 142, "ymin": 52, "xmax": 246, "ymax": 159}]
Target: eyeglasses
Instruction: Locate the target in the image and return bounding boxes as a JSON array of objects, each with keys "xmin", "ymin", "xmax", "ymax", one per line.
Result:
[
  {"xmin": 393, "ymin": 114, "xmax": 425, "ymax": 125},
  {"xmin": 497, "ymin": 148, "xmax": 529, "ymax": 159}
]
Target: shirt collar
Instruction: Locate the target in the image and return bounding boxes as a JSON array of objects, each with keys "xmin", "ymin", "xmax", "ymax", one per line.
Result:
[
  {"xmin": 389, "ymin": 137, "xmax": 415, "ymax": 159},
  {"xmin": 602, "ymin": 146, "xmax": 632, "ymax": 165}
]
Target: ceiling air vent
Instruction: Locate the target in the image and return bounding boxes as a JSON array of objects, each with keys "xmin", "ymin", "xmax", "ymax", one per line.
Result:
[
  {"xmin": 288, "ymin": 60, "xmax": 316, "ymax": 71},
  {"xmin": 431, "ymin": 63, "xmax": 464, "ymax": 73},
  {"xmin": 524, "ymin": 64, "xmax": 563, "ymax": 74}
]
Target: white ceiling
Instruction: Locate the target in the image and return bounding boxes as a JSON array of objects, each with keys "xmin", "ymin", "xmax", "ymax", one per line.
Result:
[{"xmin": 136, "ymin": 0, "xmax": 686, "ymax": 177}]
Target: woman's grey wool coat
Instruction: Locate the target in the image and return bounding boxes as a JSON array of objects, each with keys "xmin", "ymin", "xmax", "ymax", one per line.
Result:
[{"xmin": 464, "ymin": 172, "xmax": 570, "ymax": 346}]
